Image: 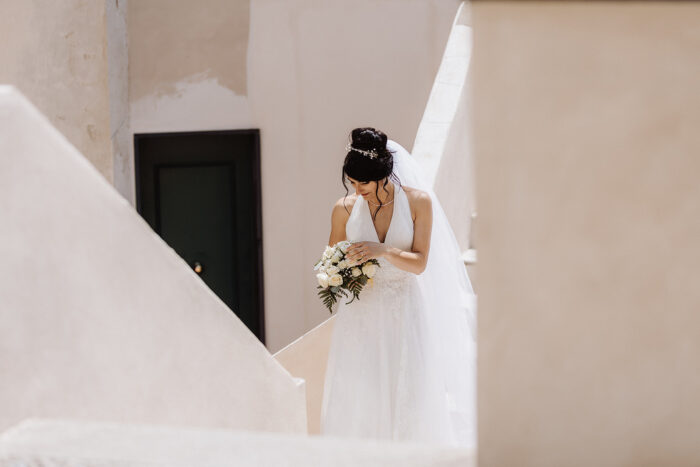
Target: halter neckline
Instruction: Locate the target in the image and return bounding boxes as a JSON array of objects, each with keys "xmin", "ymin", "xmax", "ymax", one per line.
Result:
[{"xmin": 364, "ymin": 182, "xmax": 400, "ymax": 244}]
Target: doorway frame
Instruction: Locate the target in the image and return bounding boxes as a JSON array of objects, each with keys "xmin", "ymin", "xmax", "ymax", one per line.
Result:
[{"xmin": 133, "ymin": 129, "xmax": 266, "ymax": 344}]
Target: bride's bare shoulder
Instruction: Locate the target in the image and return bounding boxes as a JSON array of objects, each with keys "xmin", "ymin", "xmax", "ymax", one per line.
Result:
[
  {"xmin": 401, "ymin": 185, "xmax": 431, "ymax": 219},
  {"xmin": 401, "ymin": 184, "xmax": 427, "ymax": 197},
  {"xmin": 332, "ymin": 193, "xmax": 360, "ymax": 218}
]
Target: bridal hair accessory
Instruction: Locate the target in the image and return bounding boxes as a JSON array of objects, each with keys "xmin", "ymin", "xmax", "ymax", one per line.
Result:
[{"xmin": 346, "ymin": 142, "xmax": 378, "ymax": 159}]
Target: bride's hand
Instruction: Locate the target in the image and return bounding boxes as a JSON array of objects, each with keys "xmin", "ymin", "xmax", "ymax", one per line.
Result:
[{"xmin": 346, "ymin": 241, "xmax": 386, "ymax": 264}]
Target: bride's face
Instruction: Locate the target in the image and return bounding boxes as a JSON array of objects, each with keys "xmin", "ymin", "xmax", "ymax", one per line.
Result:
[{"xmin": 345, "ymin": 176, "xmax": 377, "ymax": 198}]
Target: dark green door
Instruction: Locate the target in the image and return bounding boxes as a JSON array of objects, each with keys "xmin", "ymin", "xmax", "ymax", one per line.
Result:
[{"xmin": 135, "ymin": 130, "xmax": 264, "ymax": 342}]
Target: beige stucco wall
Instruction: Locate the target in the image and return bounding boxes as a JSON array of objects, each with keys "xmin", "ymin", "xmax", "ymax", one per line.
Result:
[
  {"xmin": 0, "ymin": 1, "xmax": 113, "ymax": 183},
  {"xmin": 473, "ymin": 2, "xmax": 700, "ymax": 466},
  {"xmin": 127, "ymin": 0, "xmax": 462, "ymax": 352},
  {"xmin": 127, "ymin": 0, "xmax": 252, "ymax": 136},
  {"xmin": 0, "ymin": 87, "xmax": 306, "ymax": 435}
]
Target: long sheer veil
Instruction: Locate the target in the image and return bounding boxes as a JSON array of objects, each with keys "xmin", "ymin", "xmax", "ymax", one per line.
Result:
[{"xmin": 387, "ymin": 139, "xmax": 477, "ymax": 449}]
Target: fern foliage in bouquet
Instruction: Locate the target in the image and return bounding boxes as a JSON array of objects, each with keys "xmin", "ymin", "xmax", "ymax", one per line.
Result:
[{"xmin": 313, "ymin": 240, "xmax": 380, "ymax": 313}]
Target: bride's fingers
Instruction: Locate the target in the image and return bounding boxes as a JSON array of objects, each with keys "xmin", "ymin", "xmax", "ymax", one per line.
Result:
[{"xmin": 352, "ymin": 250, "xmax": 364, "ymax": 259}]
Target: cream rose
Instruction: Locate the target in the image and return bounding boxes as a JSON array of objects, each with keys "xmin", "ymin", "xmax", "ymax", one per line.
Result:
[
  {"xmin": 361, "ymin": 263, "xmax": 378, "ymax": 278},
  {"xmin": 316, "ymin": 273, "xmax": 329, "ymax": 288},
  {"xmin": 328, "ymin": 274, "xmax": 343, "ymax": 287},
  {"xmin": 323, "ymin": 246, "xmax": 333, "ymax": 259},
  {"xmin": 326, "ymin": 265, "xmax": 339, "ymax": 276},
  {"xmin": 351, "ymin": 267, "xmax": 362, "ymax": 277}
]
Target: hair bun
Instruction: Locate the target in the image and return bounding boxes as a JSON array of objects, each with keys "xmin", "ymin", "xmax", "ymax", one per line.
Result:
[
  {"xmin": 351, "ymin": 127, "xmax": 388, "ymax": 153},
  {"xmin": 344, "ymin": 127, "xmax": 395, "ymax": 183}
]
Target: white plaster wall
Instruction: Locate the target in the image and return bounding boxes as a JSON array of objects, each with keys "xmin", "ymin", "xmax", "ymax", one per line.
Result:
[
  {"xmin": 130, "ymin": 74, "xmax": 252, "ymax": 132},
  {"xmin": 0, "ymin": 419, "xmax": 474, "ymax": 467},
  {"xmin": 0, "ymin": 87, "xmax": 306, "ymax": 435},
  {"xmin": 274, "ymin": 316, "xmax": 336, "ymax": 434},
  {"xmin": 413, "ymin": 2, "xmax": 474, "ymax": 252}
]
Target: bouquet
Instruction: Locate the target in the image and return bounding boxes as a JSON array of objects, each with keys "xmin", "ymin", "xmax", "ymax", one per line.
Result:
[{"xmin": 313, "ymin": 240, "xmax": 380, "ymax": 313}]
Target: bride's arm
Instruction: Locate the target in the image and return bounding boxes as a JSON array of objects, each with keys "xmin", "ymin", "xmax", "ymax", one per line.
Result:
[
  {"xmin": 328, "ymin": 197, "xmax": 351, "ymax": 247},
  {"xmin": 382, "ymin": 192, "xmax": 432, "ymax": 274},
  {"xmin": 346, "ymin": 191, "xmax": 432, "ymax": 275}
]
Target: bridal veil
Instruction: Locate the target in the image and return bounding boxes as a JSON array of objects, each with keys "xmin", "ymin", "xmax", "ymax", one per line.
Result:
[{"xmin": 387, "ymin": 139, "xmax": 477, "ymax": 449}]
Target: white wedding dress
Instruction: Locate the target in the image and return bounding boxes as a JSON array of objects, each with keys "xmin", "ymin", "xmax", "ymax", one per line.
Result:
[{"xmin": 320, "ymin": 141, "xmax": 477, "ymax": 448}]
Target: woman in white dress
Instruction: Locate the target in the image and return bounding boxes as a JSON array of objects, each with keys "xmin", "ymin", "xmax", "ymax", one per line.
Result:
[{"xmin": 320, "ymin": 128, "xmax": 477, "ymax": 449}]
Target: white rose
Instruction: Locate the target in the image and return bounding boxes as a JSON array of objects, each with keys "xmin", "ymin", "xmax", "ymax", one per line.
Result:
[
  {"xmin": 316, "ymin": 273, "xmax": 329, "ymax": 288},
  {"xmin": 328, "ymin": 274, "xmax": 343, "ymax": 287},
  {"xmin": 337, "ymin": 260, "xmax": 348, "ymax": 269},
  {"xmin": 326, "ymin": 265, "xmax": 339, "ymax": 275},
  {"xmin": 362, "ymin": 263, "xmax": 378, "ymax": 278},
  {"xmin": 351, "ymin": 267, "xmax": 361, "ymax": 277},
  {"xmin": 331, "ymin": 252, "xmax": 342, "ymax": 264}
]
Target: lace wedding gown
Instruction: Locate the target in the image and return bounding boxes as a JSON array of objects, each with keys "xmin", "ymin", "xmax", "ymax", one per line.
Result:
[{"xmin": 320, "ymin": 181, "xmax": 460, "ymax": 445}]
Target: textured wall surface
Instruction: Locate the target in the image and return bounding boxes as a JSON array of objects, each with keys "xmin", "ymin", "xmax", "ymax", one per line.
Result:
[
  {"xmin": 473, "ymin": 2, "xmax": 700, "ymax": 466},
  {"xmin": 127, "ymin": 0, "xmax": 252, "ymax": 137},
  {"xmin": 0, "ymin": 1, "xmax": 113, "ymax": 182}
]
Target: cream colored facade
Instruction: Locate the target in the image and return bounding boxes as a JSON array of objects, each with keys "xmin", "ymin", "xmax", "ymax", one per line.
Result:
[
  {"xmin": 0, "ymin": 1, "xmax": 113, "ymax": 181},
  {"xmin": 473, "ymin": 2, "xmax": 700, "ymax": 466}
]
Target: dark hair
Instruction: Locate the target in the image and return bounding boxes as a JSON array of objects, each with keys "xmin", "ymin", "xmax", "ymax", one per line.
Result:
[{"xmin": 341, "ymin": 127, "xmax": 401, "ymax": 219}]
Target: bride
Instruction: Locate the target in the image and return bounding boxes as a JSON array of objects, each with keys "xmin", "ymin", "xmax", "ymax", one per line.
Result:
[{"xmin": 320, "ymin": 127, "xmax": 477, "ymax": 449}]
